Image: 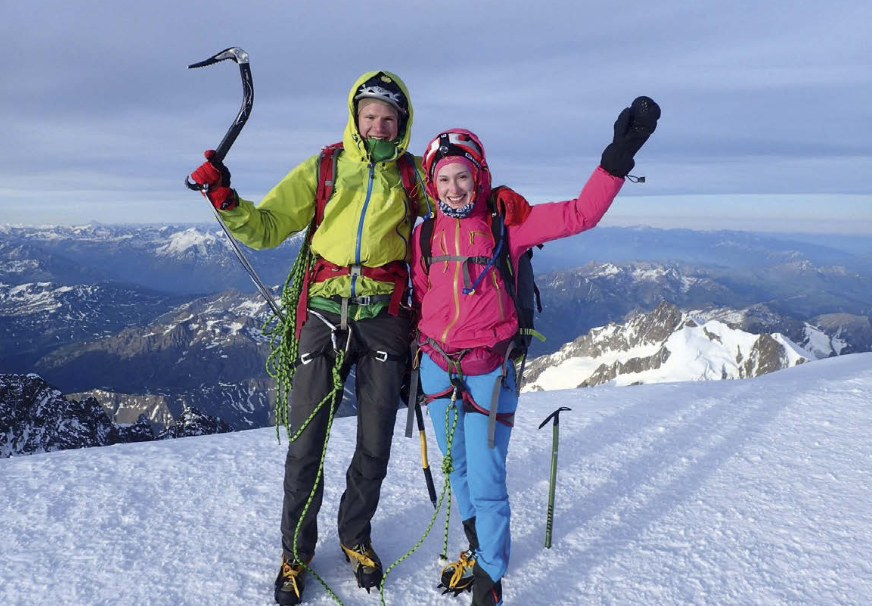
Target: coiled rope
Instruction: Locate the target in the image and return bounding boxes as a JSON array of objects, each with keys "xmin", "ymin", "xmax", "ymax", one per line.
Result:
[{"xmin": 265, "ymin": 227, "xmax": 314, "ymax": 440}]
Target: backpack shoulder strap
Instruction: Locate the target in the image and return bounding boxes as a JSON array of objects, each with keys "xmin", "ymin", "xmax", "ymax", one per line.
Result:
[
  {"xmin": 418, "ymin": 216, "xmax": 435, "ymax": 272},
  {"xmin": 487, "ymin": 186, "xmax": 516, "ymax": 296},
  {"xmin": 314, "ymin": 142, "xmax": 344, "ymax": 229},
  {"xmin": 397, "ymin": 152, "xmax": 421, "ymax": 218}
]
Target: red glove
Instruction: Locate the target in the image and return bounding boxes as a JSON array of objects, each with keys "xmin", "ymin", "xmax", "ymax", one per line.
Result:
[
  {"xmin": 494, "ymin": 186, "xmax": 531, "ymax": 226},
  {"xmin": 190, "ymin": 150, "xmax": 238, "ymax": 210}
]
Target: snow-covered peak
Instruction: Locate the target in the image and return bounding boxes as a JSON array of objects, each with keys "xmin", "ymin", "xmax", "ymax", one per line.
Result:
[
  {"xmin": 524, "ymin": 302, "xmax": 815, "ymax": 392},
  {"xmin": 588, "ymin": 262, "xmax": 622, "ymax": 277},
  {"xmin": 154, "ymin": 227, "xmax": 223, "ymax": 257}
]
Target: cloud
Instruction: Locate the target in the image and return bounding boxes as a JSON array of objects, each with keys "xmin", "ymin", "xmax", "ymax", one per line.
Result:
[{"xmin": 1, "ymin": 0, "xmax": 870, "ymax": 229}]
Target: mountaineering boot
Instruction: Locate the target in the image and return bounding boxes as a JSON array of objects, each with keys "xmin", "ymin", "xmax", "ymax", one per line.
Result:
[
  {"xmin": 438, "ymin": 517, "xmax": 479, "ymax": 595},
  {"xmin": 471, "ymin": 561, "xmax": 503, "ymax": 606},
  {"xmin": 274, "ymin": 554, "xmax": 307, "ymax": 605},
  {"xmin": 341, "ymin": 540, "xmax": 384, "ymax": 593}
]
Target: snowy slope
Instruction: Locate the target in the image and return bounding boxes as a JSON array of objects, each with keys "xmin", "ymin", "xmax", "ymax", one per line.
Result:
[{"xmin": 1, "ymin": 354, "xmax": 871, "ymax": 605}]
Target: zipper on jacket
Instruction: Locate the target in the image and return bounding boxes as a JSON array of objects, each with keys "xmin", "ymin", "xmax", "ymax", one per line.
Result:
[
  {"xmin": 469, "ymin": 230, "xmax": 488, "ymax": 245},
  {"xmin": 491, "ymin": 271, "xmax": 504, "ymax": 322},
  {"xmin": 352, "ymin": 162, "xmax": 376, "ymax": 297},
  {"xmin": 441, "ymin": 219, "xmax": 463, "ymax": 343}
]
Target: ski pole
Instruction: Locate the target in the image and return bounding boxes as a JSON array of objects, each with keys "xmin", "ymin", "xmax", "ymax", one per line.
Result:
[
  {"xmin": 538, "ymin": 406, "xmax": 571, "ymax": 548},
  {"xmin": 183, "ymin": 47, "xmax": 284, "ymax": 322}
]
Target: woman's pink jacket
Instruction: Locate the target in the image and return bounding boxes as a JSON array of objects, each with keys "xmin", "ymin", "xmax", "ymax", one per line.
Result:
[{"xmin": 411, "ymin": 166, "xmax": 624, "ymax": 375}]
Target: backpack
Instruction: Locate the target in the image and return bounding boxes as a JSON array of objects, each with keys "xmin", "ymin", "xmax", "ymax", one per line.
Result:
[{"xmin": 417, "ymin": 185, "xmax": 544, "ymax": 362}]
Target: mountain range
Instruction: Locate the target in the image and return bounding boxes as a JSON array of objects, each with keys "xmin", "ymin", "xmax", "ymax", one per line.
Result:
[
  {"xmin": 531, "ymin": 260, "xmax": 872, "ymax": 357},
  {"xmin": 2, "ymin": 223, "xmax": 871, "ymax": 442},
  {"xmin": 523, "ymin": 301, "xmax": 842, "ymax": 391},
  {"xmin": 0, "ymin": 223, "xmax": 302, "ymax": 294}
]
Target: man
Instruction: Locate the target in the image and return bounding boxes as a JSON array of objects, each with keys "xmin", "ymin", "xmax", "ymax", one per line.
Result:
[{"xmin": 190, "ymin": 70, "xmax": 428, "ymax": 605}]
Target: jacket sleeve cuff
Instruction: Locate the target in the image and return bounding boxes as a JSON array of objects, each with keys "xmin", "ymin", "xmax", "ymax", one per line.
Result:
[{"xmin": 217, "ymin": 196, "xmax": 255, "ymax": 228}]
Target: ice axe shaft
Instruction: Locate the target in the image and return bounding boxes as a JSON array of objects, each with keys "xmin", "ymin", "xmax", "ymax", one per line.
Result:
[
  {"xmin": 538, "ymin": 406, "xmax": 571, "ymax": 548},
  {"xmin": 416, "ymin": 402, "xmax": 438, "ymax": 509}
]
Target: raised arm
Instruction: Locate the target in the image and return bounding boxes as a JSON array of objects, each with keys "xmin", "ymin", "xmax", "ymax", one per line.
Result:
[
  {"xmin": 507, "ymin": 167, "xmax": 624, "ymax": 255},
  {"xmin": 508, "ymin": 96, "xmax": 660, "ymax": 257},
  {"xmin": 216, "ymin": 155, "xmax": 319, "ymax": 250}
]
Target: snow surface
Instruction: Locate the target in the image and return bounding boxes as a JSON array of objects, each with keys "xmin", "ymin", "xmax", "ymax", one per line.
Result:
[{"xmin": 2, "ymin": 354, "xmax": 871, "ymax": 605}]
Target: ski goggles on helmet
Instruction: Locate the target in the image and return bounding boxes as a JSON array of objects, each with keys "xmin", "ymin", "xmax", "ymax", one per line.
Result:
[
  {"xmin": 423, "ymin": 131, "xmax": 485, "ymax": 181},
  {"xmin": 354, "ymin": 74, "xmax": 408, "ymax": 115}
]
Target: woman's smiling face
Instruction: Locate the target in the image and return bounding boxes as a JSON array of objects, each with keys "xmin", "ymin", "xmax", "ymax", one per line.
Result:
[{"xmin": 435, "ymin": 162, "xmax": 475, "ymax": 209}]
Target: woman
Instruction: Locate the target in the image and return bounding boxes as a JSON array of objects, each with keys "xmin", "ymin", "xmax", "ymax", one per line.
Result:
[{"xmin": 410, "ymin": 97, "xmax": 660, "ymax": 606}]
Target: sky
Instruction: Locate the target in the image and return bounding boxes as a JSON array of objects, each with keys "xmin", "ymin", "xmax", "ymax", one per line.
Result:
[
  {"xmin": 2, "ymin": 353, "xmax": 871, "ymax": 604},
  {"xmin": 2, "ymin": 0, "xmax": 872, "ymax": 233}
]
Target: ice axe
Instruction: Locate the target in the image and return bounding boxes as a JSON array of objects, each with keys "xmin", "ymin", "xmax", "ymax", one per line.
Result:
[
  {"xmin": 403, "ymin": 347, "xmax": 438, "ymax": 509},
  {"xmin": 183, "ymin": 47, "xmax": 284, "ymax": 321},
  {"xmin": 415, "ymin": 402, "xmax": 438, "ymax": 509},
  {"xmin": 538, "ymin": 406, "xmax": 571, "ymax": 548},
  {"xmin": 184, "ymin": 47, "xmax": 253, "ymax": 172}
]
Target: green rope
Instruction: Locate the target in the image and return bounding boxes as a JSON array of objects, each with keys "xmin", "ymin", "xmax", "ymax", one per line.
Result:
[
  {"xmin": 439, "ymin": 397, "xmax": 456, "ymax": 562},
  {"xmin": 378, "ymin": 391, "xmax": 460, "ymax": 606},
  {"xmin": 263, "ymin": 226, "xmax": 350, "ymax": 603},
  {"xmin": 264, "ymin": 226, "xmax": 314, "ymax": 441},
  {"xmin": 290, "ymin": 346, "xmax": 347, "ymax": 605}
]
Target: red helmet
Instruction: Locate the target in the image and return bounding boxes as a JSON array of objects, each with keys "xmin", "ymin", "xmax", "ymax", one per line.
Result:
[{"xmin": 422, "ymin": 128, "xmax": 491, "ymax": 201}]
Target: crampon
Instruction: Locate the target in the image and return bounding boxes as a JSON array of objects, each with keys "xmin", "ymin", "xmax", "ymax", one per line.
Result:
[
  {"xmin": 341, "ymin": 542, "xmax": 383, "ymax": 593},
  {"xmin": 437, "ymin": 549, "xmax": 476, "ymax": 596}
]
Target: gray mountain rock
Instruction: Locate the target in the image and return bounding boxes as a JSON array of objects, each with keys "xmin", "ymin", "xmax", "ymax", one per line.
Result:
[
  {"xmin": 1, "ymin": 373, "xmax": 118, "ymax": 456},
  {"xmin": 0, "ymin": 281, "xmax": 187, "ymax": 373},
  {"xmin": 809, "ymin": 313, "xmax": 872, "ymax": 355},
  {"xmin": 1, "ymin": 374, "xmax": 234, "ymax": 457},
  {"xmin": 157, "ymin": 406, "xmax": 232, "ymax": 439}
]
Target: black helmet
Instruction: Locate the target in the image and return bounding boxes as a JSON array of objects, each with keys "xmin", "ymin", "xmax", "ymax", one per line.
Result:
[{"xmin": 354, "ymin": 72, "xmax": 408, "ymax": 116}]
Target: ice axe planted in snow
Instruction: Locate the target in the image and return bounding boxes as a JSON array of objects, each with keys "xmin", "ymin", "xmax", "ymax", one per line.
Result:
[
  {"xmin": 538, "ymin": 406, "xmax": 571, "ymax": 548},
  {"xmin": 183, "ymin": 47, "xmax": 283, "ymax": 321}
]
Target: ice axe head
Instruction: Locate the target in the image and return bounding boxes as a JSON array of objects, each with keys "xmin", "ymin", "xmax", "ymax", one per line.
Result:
[
  {"xmin": 188, "ymin": 47, "xmax": 249, "ymax": 69},
  {"xmin": 185, "ymin": 47, "xmax": 253, "ymax": 191},
  {"xmin": 538, "ymin": 406, "xmax": 571, "ymax": 430}
]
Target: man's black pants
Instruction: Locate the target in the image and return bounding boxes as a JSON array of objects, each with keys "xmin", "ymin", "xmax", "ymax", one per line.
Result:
[{"xmin": 280, "ymin": 308, "xmax": 410, "ymax": 562}]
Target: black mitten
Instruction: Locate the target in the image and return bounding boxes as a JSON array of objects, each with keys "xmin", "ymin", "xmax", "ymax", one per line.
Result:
[{"xmin": 600, "ymin": 96, "xmax": 661, "ymax": 178}]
